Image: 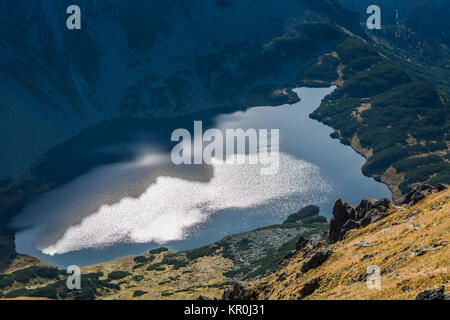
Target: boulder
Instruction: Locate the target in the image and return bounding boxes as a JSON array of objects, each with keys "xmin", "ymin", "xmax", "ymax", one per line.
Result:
[
  {"xmin": 415, "ymin": 286, "xmax": 450, "ymax": 300},
  {"xmin": 339, "ymin": 219, "xmax": 359, "ymax": 240},
  {"xmin": 298, "ymin": 278, "xmax": 321, "ymax": 299},
  {"xmin": 436, "ymin": 183, "xmax": 448, "ymax": 192},
  {"xmin": 300, "ymin": 251, "xmax": 332, "ymax": 273},
  {"xmin": 222, "ymin": 283, "xmax": 253, "ymax": 300},
  {"xmin": 374, "ymin": 198, "xmax": 391, "ymax": 209},
  {"xmin": 355, "ymin": 199, "xmax": 376, "ymax": 220},
  {"xmin": 420, "ymin": 184, "xmax": 433, "ymax": 191},
  {"xmin": 328, "ymin": 200, "xmax": 353, "ymax": 243},
  {"xmin": 360, "ymin": 216, "xmax": 372, "ymax": 228},
  {"xmin": 372, "ymin": 198, "xmax": 390, "ymax": 213},
  {"xmin": 402, "ymin": 190, "xmax": 416, "ymax": 205},
  {"xmin": 411, "ymin": 192, "xmax": 425, "ymax": 204},
  {"xmin": 296, "ymin": 236, "xmax": 308, "ymax": 251},
  {"xmin": 342, "ymin": 219, "xmax": 360, "ymax": 231}
]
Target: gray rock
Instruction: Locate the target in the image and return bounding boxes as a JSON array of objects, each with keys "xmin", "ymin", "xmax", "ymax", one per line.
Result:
[
  {"xmin": 415, "ymin": 286, "xmax": 449, "ymax": 300},
  {"xmin": 281, "ymin": 250, "xmax": 297, "ymax": 263},
  {"xmin": 420, "ymin": 184, "xmax": 433, "ymax": 191},
  {"xmin": 296, "ymin": 235, "xmax": 308, "ymax": 251},
  {"xmin": 411, "ymin": 192, "xmax": 425, "ymax": 204},
  {"xmin": 342, "ymin": 219, "xmax": 360, "ymax": 231},
  {"xmin": 354, "ymin": 240, "xmax": 377, "ymax": 248},
  {"xmin": 402, "ymin": 190, "xmax": 416, "ymax": 205},
  {"xmin": 298, "ymin": 278, "xmax": 321, "ymax": 299},
  {"xmin": 300, "ymin": 251, "xmax": 332, "ymax": 273},
  {"xmin": 328, "ymin": 200, "xmax": 353, "ymax": 243},
  {"xmin": 417, "ymin": 247, "xmax": 434, "ymax": 256},
  {"xmin": 222, "ymin": 283, "xmax": 254, "ymax": 300},
  {"xmin": 361, "ymin": 254, "xmax": 374, "ymax": 261},
  {"xmin": 360, "ymin": 216, "xmax": 372, "ymax": 228},
  {"xmin": 374, "ymin": 198, "xmax": 391, "ymax": 209}
]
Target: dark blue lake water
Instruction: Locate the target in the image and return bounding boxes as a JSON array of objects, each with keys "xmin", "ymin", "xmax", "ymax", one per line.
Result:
[{"xmin": 12, "ymin": 87, "xmax": 391, "ymax": 267}]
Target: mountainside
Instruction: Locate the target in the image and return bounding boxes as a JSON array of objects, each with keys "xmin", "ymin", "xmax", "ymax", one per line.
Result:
[
  {"xmin": 0, "ymin": 0, "xmax": 354, "ymax": 179},
  {"xmin": 340, "ymin": 0, "xmax": 450, "ymax": 45},
  {"xmin": 227, "ymin": 185, "xmax": 449, "ymax": 300},
  {"xmin": 300, "ymin": 37, "xmax": 449, "ymax": 201},
  {"xmin": 1, "ymin": 185, "xmax": 447, "ymax": 300},
  {"xmin": 1, "ymin": 0, "xmax": 449, "ymax": 302},
  {"xmin": 340, "ymin": 0, "xmax": 450, "ymax": 96}
]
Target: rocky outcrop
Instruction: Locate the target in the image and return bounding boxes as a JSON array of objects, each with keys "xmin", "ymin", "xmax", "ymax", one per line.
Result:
[
  {"xmin": 225, "ymin": 189, "xmax": 450, "ymax": 300},
  {"xmin": 328, "ymin": 197, "xmax": 391, "ymax": 243},
  {"xmin": 403, "ymin": 190, "xmax": 425, "ymax": 205},
  {"xmin": 328, "ymin": 200, "xmax": 354, "ymax": 243},
  {"xmin": 403, "ymin": 184, "xmax": 447, "ymax": 205},
  {"xmin": 298, "ymin": 278, "xmax": 321, "ymax": 299},
  {"xmin": 222, "ymin": 283, "xmax": 258, "ymax": 301},
  {"xmin": 300, "ymin": 251, "xmax": 332, "ymax": 273},
  {"xmin": 296, "ymin": 236, "xmax": 309, "ymax": 251},
  {"xmin": 415, "ymin": 286, "xmax": 450, "ymax": 300}
]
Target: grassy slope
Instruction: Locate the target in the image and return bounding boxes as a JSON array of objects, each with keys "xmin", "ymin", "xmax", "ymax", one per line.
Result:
[{"xmin": 242, "ymin": 189, "xmax": 450, "ymax": 300}]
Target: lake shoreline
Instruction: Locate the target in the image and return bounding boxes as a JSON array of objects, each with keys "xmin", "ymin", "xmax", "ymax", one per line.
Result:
[{"xmin": 1, "ymin": 86, "xmax": 393, "ymax": 269}]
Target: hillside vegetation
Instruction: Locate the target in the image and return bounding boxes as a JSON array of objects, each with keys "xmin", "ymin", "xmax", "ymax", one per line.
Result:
[
  {"xmin": 0, "ymin": 208, "xmax": 327, "ymax": 300},
  {"xmin": 303, "ymin": 37, "xmax": 449, "ymax": 201}
]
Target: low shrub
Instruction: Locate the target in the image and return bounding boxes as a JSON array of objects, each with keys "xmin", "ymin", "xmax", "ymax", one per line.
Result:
[{"xmin": 107, "ymin": 271, "xmax": 130, "ymax": 281}]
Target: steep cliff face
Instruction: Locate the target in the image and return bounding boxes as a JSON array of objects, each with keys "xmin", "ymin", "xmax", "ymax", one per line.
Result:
[
  {"xmin": 0, "ymin": 0, "xmax": 353, "ymax": 178},
  {"xmin": 229, "ymin": 186, "xmax": 449, "ymax": 300}
]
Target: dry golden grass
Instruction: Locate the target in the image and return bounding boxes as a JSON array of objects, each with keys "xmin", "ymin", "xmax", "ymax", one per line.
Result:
[
  {"xmin": 251, "ymin": 190, "xmax": 450, "ymax": 300},
  {"xmin": 82, "ymin": 250, "xmax": 233, "ymax": 300},
  {"xmin": 380, "ymin": 167, "xmax": 405, "ymax": 202},
  {"xmin": 350, "ymin": 134, "xmax": 372, "ymax": 158}
]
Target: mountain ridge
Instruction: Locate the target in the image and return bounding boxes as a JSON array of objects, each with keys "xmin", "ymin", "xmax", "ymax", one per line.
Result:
[{"xmin": 0, "ymin": 0, "xmax": 351, "ymax": 179}]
